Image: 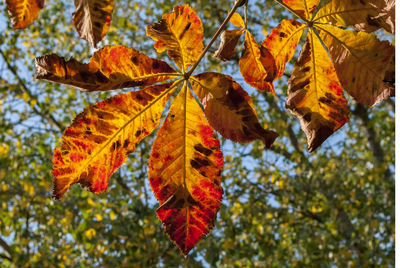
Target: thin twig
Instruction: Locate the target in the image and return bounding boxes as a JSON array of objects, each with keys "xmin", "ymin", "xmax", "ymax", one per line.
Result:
[
  {"xmin": 184, "ymin": 0, "xmax": 245, "ymax": 78},
  {"xmin": 0, "ymin": 48, "xmax": 64, "ymax": 131}
]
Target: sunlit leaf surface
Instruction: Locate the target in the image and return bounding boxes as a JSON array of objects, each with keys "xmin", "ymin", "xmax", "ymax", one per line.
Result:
[
  {"xmin": 286, "ymin": 31, "xmax": 349, "ymax": 152},
  {"xmin": 148, "ymin": 84, "xmax": 223, "ymax": 256},
  {"xmin": 261, "ymin": 19, "xmax": 304, "ymax": 81},
  {"xmin": 52, "ymin": 83, "xmax": 176, "ymax": 199},
  {"xmin": 191, "ymin": 72, "xmax": 278, "ymax": 148},
  {"xmin": 35, "ymin": 45, "xmax": 177, "ymax": 92},
  {"xmin": 72, "ymin": 0, "xmax": 114, "ymax": 47},
  {"xmin": 318, "ymin": 24, "xmax": 395, "ymax": 106},
  {"xmin": 239, "ymin": 31, "xmax": 275, "ymax": 93},
  {"xmin": 6, "ymin": 0, "xmax": 44, "ymax": 29},
  {"xmin": 146, "ymin": 5, "xmax": 204, "ymax": 71}
]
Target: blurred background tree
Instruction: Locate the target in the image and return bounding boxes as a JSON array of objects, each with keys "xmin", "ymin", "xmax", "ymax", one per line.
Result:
[{"xmin": 0, "ymin": 0, "xmax": 394, "ymax": 267}]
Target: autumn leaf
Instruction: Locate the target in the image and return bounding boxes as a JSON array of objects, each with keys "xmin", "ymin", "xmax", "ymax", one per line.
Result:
[
  {"xmin": 286, "ymin": 31, "xmax": 349, "ymax": 152},
  {"xmin": 191, "ymin": 72, "xmax": 278, "ymax": 148},
  {"xmin": 72, "ymin": 0, "xmax": 114, "ymax": 48},
  {"xmin": 317, "ymin": 24, "xmax": 395, "ymax": 106},
  {"xmin": 35, "ymin": 45, "xmax": 178, "ymax": 92},
  {"xmin": 213, "ymin": 13, "xmax": 245, "ymax": 61},
  {"xmin": 229, "ymin": 12, "xmax": 245, "ymax": 28},
  {"xmin": 313, "ymin": 0, "xmax": 395, "ymax": 34},
  {"xmin": 371, "ymin": 0, "xmax": 395, "ymax": 34},
  {"xmin": 282, "ymin": 0, "xmax": 320, "ymax": 20},
  {"xmin": 5, "ymin": 0, "xmax": 44, "ymax": 29},
  {"xmin": 146, "ymin": 5, "xmax": 204, "ymax": 71},
  {"xmin": 148, "ymin": 83, "xmax": 223, "ymax": 256},
  {"xmin": 213, "ymin": 29, "xmax": 244, "ymax": 61},
  {"xmin": 52, "ymin": 82, "xmax": 178, "ymax": 199},
  {"xmin": 239, "ymin": 31, "xmax": 275, "ymax": 93},
  {"xmin": 261, "ymin": 19, "xmax": 305, "ymax": 81}
]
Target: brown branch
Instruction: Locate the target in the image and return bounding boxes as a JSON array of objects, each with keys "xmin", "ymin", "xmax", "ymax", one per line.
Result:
[
  {"xmin": 352, "ymin": 104, "xmax": 389, "ymax": 167},
  {"xmin": 0, "ymin": 48, "xmax": 64, "ymax": 132},
  {"xmin": 185, "ymin": 0, "xmax": 245, "ymax": 78},
  {"xmin": 0, "ymin": 237, "xmax": 12, "ymax": 261}
]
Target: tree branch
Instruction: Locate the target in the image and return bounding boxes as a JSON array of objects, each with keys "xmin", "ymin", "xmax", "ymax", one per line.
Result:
[
  {"xmin": 0, "ymin": 48, "xmax": 64, "ymax": 132},
  {"xmin": 0, "ymin": 237, "xmax": 12, "ymax": 261},
  {"xmin": 185, "ymin": 0, "xmax": 245, "ymax": 78},
  {"xmin": 352, "ymin": 104, "xmax": 389, "ymax": 169}
]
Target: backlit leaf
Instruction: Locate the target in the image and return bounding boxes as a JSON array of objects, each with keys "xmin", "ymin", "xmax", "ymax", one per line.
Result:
[
  {"xmin": 191, "ymin": 72, "xmax": 278, "ymax": 148},
  {"xmin": 239, "ymin": 31, "xmax": 275, "ymax": 93},
  {"xmin": 213, "ymin": 29, "xmax": 244, "ymax": 61},
  {"xmin": 35, "ymin": 45, "xmax": 177, "ymax": 92},
  {"xmin": 148, "ymin": 84, "xmax": 223, "ymax": 256},
  {"xmin": 317, "ymin": 24, "xmax": 395, "ymax": 106},
  {"xmin": 371, "ymin": 0, "xmax": 395, "ymax": 34},
  {"xmin": 52, "ymin": 82, "xmax": 177, "ymax": 199},
  {"xmin": 230, "ymin": 12, "xmax": 245, "ymax": 28},
  {"xmin": 73, "ymin": 0, "xmax": 114, "ymax": 48},
  {"xmin": 261, "ymin": 19, "xmax": 305, "ymax": 80},
  {"xmin": 5, "ymin": 0, "xmax": 44, "ymax": 29},
  {"xmin": 314, "ymin": 0, "xmax": 395, "ymax": 33},
  {"xmin": 286, "ymin": 31, "xmax": 349, "ymax": 152},
  {"xmin": 282, "ymin": 0, "xmax": 320, "ymax": 20},
  {"xmin": 146, "ymin": 5, "xmax": 204, "ymax": 71}
]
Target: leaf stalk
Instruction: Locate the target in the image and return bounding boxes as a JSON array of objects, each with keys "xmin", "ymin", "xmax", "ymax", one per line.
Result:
[{"xmin": 184, "ymin": 0, "xmax": 245, "ymax": 79}]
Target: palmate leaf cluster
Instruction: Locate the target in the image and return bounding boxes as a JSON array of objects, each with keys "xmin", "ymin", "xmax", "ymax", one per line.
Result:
[{"xmin": 0, "ymin": 0, "xmax": 395, "ymax": 263}]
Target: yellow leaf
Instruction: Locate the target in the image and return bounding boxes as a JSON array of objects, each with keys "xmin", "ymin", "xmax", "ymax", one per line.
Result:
[
  {"xmin": 73, "ymin": 0, "xmax": 114, "ymax": 47},
  {"xmin": 239, "ymin": 31, "xmax": 275, "ymax": 93},
  {"xmin": 191, "ymin": 72, "xmax": 278, "ymax": 148},
  {"xmin": 35, "ymin": 46, "xmax": 178, "ymax": 92},
  {"xmin": 30, "ymin": 99, "xmax": 37, "ymax": 108},
  {"xmin": 110, "ymin": 210, "xmax": 117, "ymax": 220},
  {"xmin": 146, "ymin": 5, "xmax": 204, "ymax": 71},
  {"xmin": 261, "ymin": 19, "xmax": 305, "ymax": 80},
  {"xmin": 230, "ymin": 12, "xmax": 245, "ymax": 28},
  {"xmin": 52, "ymin": 82, "xmax": 178, "ymax": 199},
  {"xmin": 22, "ymin": 92, "xmax": 29, "ymax": 102},
  {"xmin": 0, "ymin": 144, "xmax": 9, "ymax": 155},
  {"xmin": 314, "ymin": 0, "xmax": 395, "ymax": 34},
  {"xmin": 85, "ymin": 228, "xmax": 96, "ymax": 240},
  {"xmin": 5, "ymin": 0, "xmax": 44, "ymax": 29},
  {"xmin": 286, "ymin": 31, "xmax": 349, "ymax": 152},
  {"xmin": 95, "ymin": 214, "xmax": 103, "ymax": 221},
  {"xmin": 282, "ymin": 0, "xmax": 320, "ymax": 20},
  {"xmin": 87, "ymin": 198, "xmax": 95, "ymax": 207},
  {"xmin": 148, "ymin": 83, "xmax": 223, "ymax": 256},
  {"xmin": 317, "ymin": 24, "xmax": 394, "ymax": 106}
]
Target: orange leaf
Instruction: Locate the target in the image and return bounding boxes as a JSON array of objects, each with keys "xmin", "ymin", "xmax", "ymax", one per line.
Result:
[
  {"xmin": 317, "ymin": 24, "xmax": 395, "ymax": 106},
  {"xmin": 191, "ymin": 73, "xmax": 278, "ymax": 148},
  {"xmin": 282, "ymin": 0, "xmax": 320, "ymax": 20},
  {"xmin": 213, "ymin": 29, "xmax": 244, "ymax": 61},
  {"xmin": 73, "ymin": 0, "xmax": 114, "ymax": 48},
  {"xmin": 239, "ymin": 31, "xmax": 275, "ymax": 93},
  {"xmin": 52, "ymin": 82, "xmax": 177, "ymax": 199},
  {"xmin": 286, "ymin": 31, "xmax": 349, "ymax": 152},
  {"xmin": 148, "ymin": 83, "xmax": 223, "ymax": 256},
  {"xmin": 35, "ymin": 45, "xmax": 178, "ymax": 92},
  {"xmin": 314, "ymin": 0, "xmax": 395, "ymax": 34},
  {"xmin": 230, "ymin": 12, "xmax": 245, "ymax": 28},
  {"xmin": 261, "ymin": 19, "xmax": 305, "ymax": 80},
  {"xmin": 6, "ymin": 0, "xmax": 44, "ymax": 29},
  {"xmin": 146, "ymin": 5, "xmax": 204, "ymax": 71}
]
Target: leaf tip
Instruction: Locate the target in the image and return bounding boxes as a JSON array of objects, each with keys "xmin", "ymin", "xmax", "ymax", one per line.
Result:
[{"xmin": 262, "ymin": 130, "xmax": 279, "ymax": 149}]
